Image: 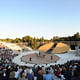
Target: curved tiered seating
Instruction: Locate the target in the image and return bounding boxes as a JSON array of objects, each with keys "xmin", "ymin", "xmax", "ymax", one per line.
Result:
[
  {"xmin": 38, "ymin": 42, "xmax": 70, "ymax": 54},
  {"xmin": 51, "ymin": 42, "xmax": 70, "ymax": 54},
  {"xmin": 38, "ymin": 42, "xmax": 54, "ymax": 52}
]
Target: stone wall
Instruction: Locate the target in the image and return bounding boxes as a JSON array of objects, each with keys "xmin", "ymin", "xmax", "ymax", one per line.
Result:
[
  {"xmin": 76, "ymin": 46, "xmax": 80, "ymax": 56},
  {"xmin": 77, "ymin": 49, "xmax": 80, "ymax": 56}
]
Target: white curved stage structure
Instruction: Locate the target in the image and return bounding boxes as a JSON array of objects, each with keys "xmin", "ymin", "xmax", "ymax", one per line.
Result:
[{"xmin": 12, "ymin": 50, "xmax": 80, "ymax": 67}]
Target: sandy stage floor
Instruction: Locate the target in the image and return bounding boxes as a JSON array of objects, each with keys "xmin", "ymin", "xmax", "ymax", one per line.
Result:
[
  {"xmin": 12, "ymin": 50, "xmax": 80, "ymax": 67},
  {"xmin": 21, "ymin": 53, "xmax": 59, "ymax": 64}
]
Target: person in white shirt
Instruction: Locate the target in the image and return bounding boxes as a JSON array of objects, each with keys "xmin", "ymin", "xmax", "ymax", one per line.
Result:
[{"xmin": 15, "ymin": 69, "xmax": 20, "ymax": 79}]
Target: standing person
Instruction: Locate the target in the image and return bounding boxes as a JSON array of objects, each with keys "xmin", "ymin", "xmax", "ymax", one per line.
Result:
[
  {"xmin": 39, "ymin": 52, "xmax": 41, "ymax": 56},
  {"xmin": 29, "ymin": 57, "xmax": 32, "ymax": 61},
  {"xmin": 51, "ymin": 56, "xmax": 53, "ymax": 60}
]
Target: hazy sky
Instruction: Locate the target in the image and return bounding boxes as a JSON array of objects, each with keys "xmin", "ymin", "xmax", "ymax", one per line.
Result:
[{"xmin": 0, "ymin": 0, "xmax": 80, "ymax": 39}]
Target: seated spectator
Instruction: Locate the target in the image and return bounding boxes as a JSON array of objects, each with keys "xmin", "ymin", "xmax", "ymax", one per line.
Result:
[
  {"xmin": 0, "ymin": 71, "xmax": 4, "ymax": 80},
  {"xmin": 9, "ymin": 71, "xmax": 18, "ymax": 80},
  {"xmin": 64, "ymin": 67, "xmax": 72, "ymax": 80},
  {"xmin": 19, "ymin": 72, "xmax": 28, "ymax": 80},
  {"xmin": 27, "ymin": 68, "xmax": 34, "ymax": 80},
  {"xmin": 37, "ymin": 67, "xmax": 44, "ymax": 80},
  {"xmin": 44, "ymin": 71, "xmax": 54, "ymax": 80},
  {"xmin": 15, "ymin": 68, "xmax": 20, "ymax": 79},
  {"xmin": 71, "ymin": 67, "xmax": 80, "ymax": 80},
  {"xmin": 56, "ymin": 67, "xmax": 61, "ymax": 78}
]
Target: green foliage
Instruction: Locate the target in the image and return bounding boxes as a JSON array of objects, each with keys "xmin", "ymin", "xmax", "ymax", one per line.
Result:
[
  {"xmin": 22, "ymin": 36, "xmax": 32, "ymax": 42},
  {"xmin": 14, "ymin": 38, "xmax": 22, "ymax": 43},
  {"xmin": 0, "ymin": 32, "xmax": 80, "ymax": 49},
  {"xmin": 31, "ymin": 38, "xmax": 38, "ymax": 49},
  {"xmin": 74, "ymin": 32, "xmax": 80, "ymax": 40},
  {"xmin": 50, "ymin": 32, "xmax": 80, "ymax": 41},
  {"xmin": 51, "ymin": 36, "xmax": 59, "ymax": 41}
]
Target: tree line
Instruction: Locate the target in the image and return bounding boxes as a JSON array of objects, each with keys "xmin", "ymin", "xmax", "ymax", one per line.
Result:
[
  {"xmin": 0, "ymin": 36, "xmax": 48, "ymax": 49},
  {"xmin": 51, "ymin": 32, "xmax": 80, "ymax": 41},
  {"xmin": 0, "ymin": 32, "xmax": 80, "ymax": 49}
]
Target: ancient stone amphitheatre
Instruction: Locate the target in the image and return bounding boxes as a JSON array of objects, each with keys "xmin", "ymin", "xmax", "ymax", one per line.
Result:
[
  {"xmin": 14, "ymin": 42, "xmax": 70, "ymax": 65},
  {"xmin": 0, "ymin": 41, "xmax": 80, "ymax": 66}
]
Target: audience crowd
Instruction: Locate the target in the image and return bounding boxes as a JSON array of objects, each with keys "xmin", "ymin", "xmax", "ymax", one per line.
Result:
[{"xmin": 0, "ymin": 47, "xmax": 80, "ymax": 80}]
